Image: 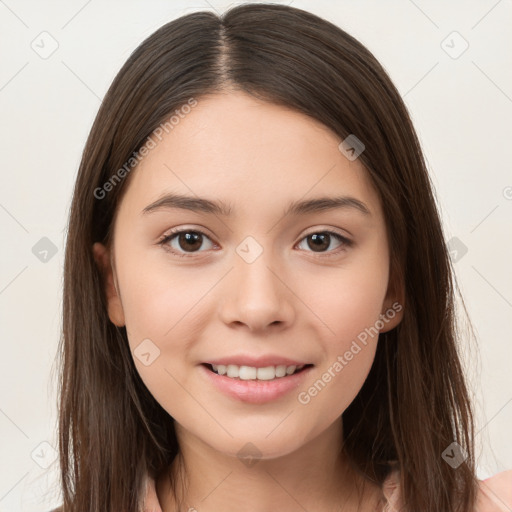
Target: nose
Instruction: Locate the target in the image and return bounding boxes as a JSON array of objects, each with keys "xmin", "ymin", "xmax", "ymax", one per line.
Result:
[{"xmin": 218, "ymin": 254, "xmax": 295, "ymax": 333}]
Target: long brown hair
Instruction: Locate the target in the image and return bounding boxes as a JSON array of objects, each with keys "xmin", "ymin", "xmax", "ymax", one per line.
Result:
[{"xmin": 57, "ymin": 3, "xmax": 478, "ymax": 511}]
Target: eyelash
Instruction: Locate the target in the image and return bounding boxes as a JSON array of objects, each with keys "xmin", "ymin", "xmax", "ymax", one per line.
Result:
[{"xmin": 157, "ymin": 227, "xmax": 353, "ymax": 259}]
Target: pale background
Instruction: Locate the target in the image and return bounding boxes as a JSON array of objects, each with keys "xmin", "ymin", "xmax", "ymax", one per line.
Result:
[{"xmin": 0, "ymin": 0, "xmax": 511, "ymax": 510}]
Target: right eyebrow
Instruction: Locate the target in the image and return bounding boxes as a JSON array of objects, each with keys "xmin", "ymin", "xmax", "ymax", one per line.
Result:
[{"xmin": 142, "ymin": 193, "xmax": 232, "ymax": 216}]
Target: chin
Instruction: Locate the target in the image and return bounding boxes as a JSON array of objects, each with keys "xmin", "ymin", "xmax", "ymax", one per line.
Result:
[{"xmin": 203, "ymin": 425, "xmax": 313, "ymax": 462}]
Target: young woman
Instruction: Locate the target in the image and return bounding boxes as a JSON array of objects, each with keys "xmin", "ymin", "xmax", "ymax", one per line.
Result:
[{"xmin": 54, "ymin": 3, "xmax": 512, "ymax": 511}]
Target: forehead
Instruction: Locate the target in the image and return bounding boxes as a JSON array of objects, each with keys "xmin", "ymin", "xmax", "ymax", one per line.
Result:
[{"xmin": 117, "ymin": 91, "xmax": 382, "ymax": 220}]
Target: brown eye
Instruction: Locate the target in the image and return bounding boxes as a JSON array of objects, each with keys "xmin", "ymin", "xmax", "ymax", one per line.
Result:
[
  {"xmin": 307, "ymin": 233, "xmax": 330, "ymax": 252},
  {"xmin": 297, "ymin": 231, "xmax": 352, "ymax": 254},
  {"xmin": 176, "ymin": 232, "xmax": 203, "ymax": 252},
  {"xmin": 159, "ymin": 229, "xmax": 215, "ymax": 256}
]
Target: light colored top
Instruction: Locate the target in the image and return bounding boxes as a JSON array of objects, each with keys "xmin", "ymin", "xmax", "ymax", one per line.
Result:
[
  {"xmin": 142, "ymin": 469, "xmax": 512, "ymax": 512},
  {"xmin": 380, "ymin": 469, "xmax": 512, "ymax": 512},
  {"xmin": 47, "ymin": 470, "xmax": 512, "ymax": 512}
]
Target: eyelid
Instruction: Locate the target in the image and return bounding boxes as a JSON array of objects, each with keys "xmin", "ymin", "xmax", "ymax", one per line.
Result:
[
  {"xmin": 301, "ymin": 226, "xmax": 352, "ymax": 241},
  {"xmin": 295, "ymin": 229, "xmax": 353, "ymax": 257},
  {"xmin": 157, "ymin": 226, "xmax": 218, "ymax": 258},
  {"xmin": 157, "ymin": 224, "xmax": 217, "ymax": 244}
]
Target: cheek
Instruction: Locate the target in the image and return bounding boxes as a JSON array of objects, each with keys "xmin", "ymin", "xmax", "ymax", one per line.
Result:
[
  {"xmin": 296, "ymin": 339, "xmax": 378, "ymax": 434},
  {"xmin": 117, "ymin": 266, "xmax": 206, "ymax": 420},
  {"xmin": 117, "ymin": 243, "xmax": 216, "ymax": 347},
  {"xmin": 115, "ymin": 253, "xmax": 218, "ymax": 406},
  {"xmin": 292, "ymin": 255, "xmax": 388, "ymax": 418},
  {"xmin": 299, "ymin": 255, "xmax": 389, "ymax": 348}
]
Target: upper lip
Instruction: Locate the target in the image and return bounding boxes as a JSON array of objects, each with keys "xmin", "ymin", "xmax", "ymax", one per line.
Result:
[{"xmin": 203, "ymin": 355, "xmax": 313, "ymax": 367}]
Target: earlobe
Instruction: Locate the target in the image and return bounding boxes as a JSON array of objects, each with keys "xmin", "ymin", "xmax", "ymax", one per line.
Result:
[
  {"xmin": 92, "ymin": 242, "xmax": 126, "ymax": 327},
  {"xmin": 380, "ymin": 274, "xmax": 405, "ymax": 333}
]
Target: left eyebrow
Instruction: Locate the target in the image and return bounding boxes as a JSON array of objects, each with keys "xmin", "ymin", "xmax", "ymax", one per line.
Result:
[
  {"xmin": 141, "ymin": 193, "xmax": 371, "ymax": 217},
  {"xmin": 284, "ymin": 196, "xmax": 371, "ymax": 217}
]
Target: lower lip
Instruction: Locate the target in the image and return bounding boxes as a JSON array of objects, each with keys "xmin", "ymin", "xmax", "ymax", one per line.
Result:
[{"xmin": 200, "ymin": 364, "xmax": 314, "ymax": 404}]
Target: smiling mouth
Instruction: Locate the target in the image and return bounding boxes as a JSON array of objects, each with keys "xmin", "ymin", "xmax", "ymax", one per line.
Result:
[{"xmin": 203, "ymin": 363, "xmax": 314, "ymax": 381}]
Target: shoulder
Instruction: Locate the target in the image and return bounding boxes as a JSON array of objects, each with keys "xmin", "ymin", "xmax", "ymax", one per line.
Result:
[
  {"xmin": 476, "ymin": 470, "xmax": 512, "ymax": 511},
  {"xmin": 381, "ymin": 468, "xmax": 512, "ymax": 511}
]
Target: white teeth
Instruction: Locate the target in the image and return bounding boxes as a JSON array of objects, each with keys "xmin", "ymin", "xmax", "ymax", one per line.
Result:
[
  {"xmin": 227, "ymin": 365, "xmax": 239, "ymax": 378},
  {"xmin": 256, "ymin": 366, "xmax": 275, "ymax": 380},
  {"xmin": 275, "ymin": 365, "xmax": 287, "ymax": 378},
  {"xmin": 286, "ymin": 365, "xmax": 297, "ymax": 375},
  {"xmin": 209, "ymin": 363, "xmax": 305, "ymax": 380},
  {"xmin": 239, "ymin": 366, "xmax": 257, "ymax": 380}
]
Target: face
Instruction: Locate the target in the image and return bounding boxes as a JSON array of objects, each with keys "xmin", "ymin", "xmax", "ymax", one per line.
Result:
[{"xmin": 93, "ymin": 91, "xmax": 402, "ymax": 460}]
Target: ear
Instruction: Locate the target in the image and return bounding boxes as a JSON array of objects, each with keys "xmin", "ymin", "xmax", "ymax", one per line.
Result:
[
  {"xmin": 379, "ymin": 269, "xmax": 405, "ymax": 333},
  {"xmin": 92, "ymin": 242, "xmax": 126, "ymax": 327}
]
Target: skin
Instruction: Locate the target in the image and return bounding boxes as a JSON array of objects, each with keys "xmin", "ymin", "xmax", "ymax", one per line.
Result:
[{"xmin": 93, "ymin": 90, "xmax": 403, "ymax": 511}]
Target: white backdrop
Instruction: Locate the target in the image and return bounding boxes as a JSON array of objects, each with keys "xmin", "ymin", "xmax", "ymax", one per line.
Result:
[{"xmin": 0, "ymin": 0, "xmax": 511, "ymax": 510}]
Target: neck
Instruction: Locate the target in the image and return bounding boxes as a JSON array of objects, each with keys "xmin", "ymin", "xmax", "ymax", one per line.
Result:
[{"xmin": 156, "ymin": 418, "xmax": 381, "ymax": 512}]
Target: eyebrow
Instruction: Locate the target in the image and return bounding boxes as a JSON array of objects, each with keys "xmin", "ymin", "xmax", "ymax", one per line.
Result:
[{"xmin": 141, "ymin": 193, "xmax": 371, "ymax": 217}]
